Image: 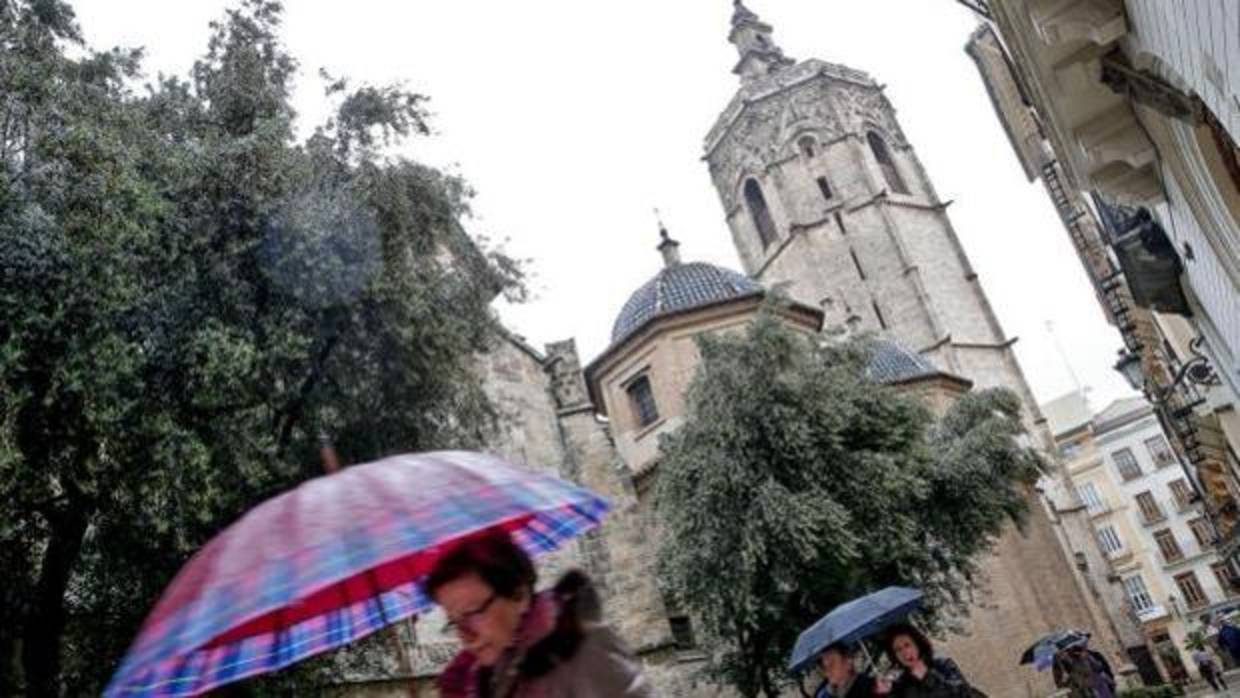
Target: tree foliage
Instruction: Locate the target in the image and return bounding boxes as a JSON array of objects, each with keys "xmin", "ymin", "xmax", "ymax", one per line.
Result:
[
  {"xmin": 0, "ymin": 1, "xmax": 521, "ymax": 694},
  {"xmin": 654, "ymin": 314, "xmax": 1044, "ymax": 697}
]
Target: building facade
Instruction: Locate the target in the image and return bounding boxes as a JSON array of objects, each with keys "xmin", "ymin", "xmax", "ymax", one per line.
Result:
[
  {"xmin": 1044, "ymin": 391, "xmax": 1240, "ymax": 683},
  {"xmin": 964, "ymin": 0, "xmax": 1240, "ymax": 570}
]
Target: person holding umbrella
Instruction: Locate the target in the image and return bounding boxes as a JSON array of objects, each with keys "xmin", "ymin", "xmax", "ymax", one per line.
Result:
[
  {"xmin": 430, "ymin": 529, "xmax": 653, "ymax": 698},
  {"xmin": 1053, "ymin": 643, "xmax": 1115, "ymax": 698},
  {"xmin": 875, "ymin": 623, "xmax": 985, "ymax": 698},
  {"xmin": 104, "ymin": 451, "xmax": 617, "ymax": 697},
  {"xmin": 812, "ymin": 643, "xmax": 879, "ymax": 698}
]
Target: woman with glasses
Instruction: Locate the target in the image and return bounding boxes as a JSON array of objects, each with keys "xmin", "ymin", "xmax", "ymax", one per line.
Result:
[{"xmin": 428, "ymin": 529, "xmax": 653, "ymax": 698}]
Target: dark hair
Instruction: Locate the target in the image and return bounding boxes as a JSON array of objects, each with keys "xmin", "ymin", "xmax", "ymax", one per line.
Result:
[
  {"xmin": 426, "ymin": 529, "xmax": 537, "ymax": 601},
  {"xmin": 821, "ymin": 642, "xmax": 856, "ymax": 660},
  {"xmin": 884, "ymin": 622, "xmax": 934, "ymax": 667}
]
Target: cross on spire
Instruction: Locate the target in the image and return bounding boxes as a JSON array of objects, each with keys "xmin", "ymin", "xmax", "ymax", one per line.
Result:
[
  {"xmin": 728, "ymin": 0, "xmax": 793, "ymax": 83},
  {"xmin": 654, "ymin": 208, "xmax": 681, "ymax": 268}
]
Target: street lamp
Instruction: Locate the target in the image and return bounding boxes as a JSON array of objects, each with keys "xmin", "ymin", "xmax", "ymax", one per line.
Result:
[
  {"xmin": 1112, "ymin": 337, "xmax": 1219, "ymax": 404},
  {"xmin": 1113, "ymin": 349, "xmax": 1145, "ymax": 393}
]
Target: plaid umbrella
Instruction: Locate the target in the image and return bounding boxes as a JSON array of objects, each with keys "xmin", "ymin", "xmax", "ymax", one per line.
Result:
[{"xmin": 104, "ymin": 450, "xmax": 609, "ymax": 697}]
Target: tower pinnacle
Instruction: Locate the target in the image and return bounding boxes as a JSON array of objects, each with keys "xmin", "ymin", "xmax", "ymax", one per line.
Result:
[{"xmin": 728, "ymin": 0, "xmax": 793, "ymax": 83}]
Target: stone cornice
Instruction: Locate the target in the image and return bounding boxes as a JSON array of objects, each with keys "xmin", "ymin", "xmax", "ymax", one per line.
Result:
[{"xmin": 703, "ymin": 59, "xmax": 877, "ymax": 157}]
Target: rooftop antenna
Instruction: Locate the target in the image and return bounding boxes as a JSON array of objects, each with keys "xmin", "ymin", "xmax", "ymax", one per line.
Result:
[{"xmin": 1046, "ymin": 320, "xmax": 1087, "ymax": 396}]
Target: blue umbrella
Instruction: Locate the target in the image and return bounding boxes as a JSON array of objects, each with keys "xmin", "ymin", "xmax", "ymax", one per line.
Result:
[
  {"xmin": 1022, "ymin": 630, "xmax": 1090, "ymax": 671},
  {"xmin": 789, "ymin": 586, "xmax": 923, "ymax": 674}
]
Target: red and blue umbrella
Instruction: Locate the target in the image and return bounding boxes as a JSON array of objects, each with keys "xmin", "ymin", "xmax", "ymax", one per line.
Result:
[{"xmin": 104, "ymin": 450, "xmax": 609, "ymax": 697}]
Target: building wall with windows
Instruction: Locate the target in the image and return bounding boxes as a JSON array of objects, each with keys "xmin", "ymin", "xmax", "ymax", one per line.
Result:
[
  {"xmin": 1046, "ymin": 391, "xmax": 1240, "ymax": 683},
  {"xmin": 966, "ymin": 0, "xmax": 1240, "ymax": 583}
]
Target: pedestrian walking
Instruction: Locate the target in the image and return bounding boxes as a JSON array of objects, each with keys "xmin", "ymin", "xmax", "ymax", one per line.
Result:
[
  {"xmin": 813, "ymin": 643, "xmax": 879, "ymax": 698},
  {"xmin": 1219, "ymin": 619, "xmax": 1240, "ymax": 665},
  {"xmin": 430, "ymin": 530, "xmax": 653, "ymax": 698},
  {"xmin": 1194, "ymin": 647, "xmax": 1228, "ymax": 692},
  {"xmin": 1053, "ymin": 645, "xmax": 1116, "ymax": 698},
  {"xmin": 874, "ymin": 623, "xmax": 987, "ymax": 698}
]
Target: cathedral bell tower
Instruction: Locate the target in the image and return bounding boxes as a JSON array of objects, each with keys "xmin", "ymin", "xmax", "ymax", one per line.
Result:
[
  {"xmin": 701, "ymin": 4, "xmax": 1124, "ymax": 696},
  {"xmin": 703, "ymin": 1, "xmax": 1028, "ymax": 403}
]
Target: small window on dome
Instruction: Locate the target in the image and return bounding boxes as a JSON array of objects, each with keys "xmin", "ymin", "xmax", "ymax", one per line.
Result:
[{"xmin": 626, "ymin": 374, "xmax": 660, "ymax": 429}]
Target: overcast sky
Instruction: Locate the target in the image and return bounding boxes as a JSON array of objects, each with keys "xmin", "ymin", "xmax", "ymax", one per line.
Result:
[{"xmin": 72, "ymin": 0, "xmax": 1137, "ymax": 414}]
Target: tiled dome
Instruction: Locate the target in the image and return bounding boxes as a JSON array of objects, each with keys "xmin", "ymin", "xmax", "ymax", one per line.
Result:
[
  {"xmin": 610, "ymin": 262, "xmax": 762, "ymax": 345},
  {"xmin": 866, "ymin": 339, "xmax": 938, "ymax": 383}
]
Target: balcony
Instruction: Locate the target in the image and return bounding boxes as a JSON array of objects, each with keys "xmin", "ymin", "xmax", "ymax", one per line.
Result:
[
  {"xmin": 1172, "ymin": 497, "xmax": 1197, "ymax": 515},
  {"xmin": 1152, "ymin": 452, "xmax": 1178, "ymax": 469},
  {"xmin": 1134, "ymin": 604, "xmax": 1170, "ymax": 623},
  {"xmin": 1087, "ymin": 502, "xmax": 1115, "ymax": 519}
]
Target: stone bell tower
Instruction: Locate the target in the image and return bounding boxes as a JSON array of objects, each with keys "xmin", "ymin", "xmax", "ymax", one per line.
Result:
[
  {"xmin": 706, "ymin": 1, "xmax": 1046, "ymax": 422},
  {"xmin": 702, "ymin": 3, "xmax": 1128, "ymax": 695}
]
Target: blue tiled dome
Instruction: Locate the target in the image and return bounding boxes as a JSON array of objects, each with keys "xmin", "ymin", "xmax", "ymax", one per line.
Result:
[
  {"xmin": 866, "ymin": 339, "xmax": 938, "ymax": 383},
  {"xmin": 610, "ymin": 262, "xmax": 762, "ymax": 345}
]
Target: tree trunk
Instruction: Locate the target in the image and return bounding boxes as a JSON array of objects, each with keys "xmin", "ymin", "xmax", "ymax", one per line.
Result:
[{"xmin": 22, "ymin": 502, "xmax": 90, "ymax": 697}]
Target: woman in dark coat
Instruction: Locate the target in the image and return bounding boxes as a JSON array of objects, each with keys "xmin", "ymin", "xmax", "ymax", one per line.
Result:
[
  {"xmin": 429, "ymin": 530, "xmax": 653, "ymax": 698},
  {"xmin": 875, "ymin": 624, "xmax": 986, "ymax": 698}
]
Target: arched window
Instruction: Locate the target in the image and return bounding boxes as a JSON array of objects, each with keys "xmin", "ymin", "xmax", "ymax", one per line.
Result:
[
  {"xmin": 867, "ymin": 132, "xmax": 909, "ymax": 194},
  {"xmin": 743, "ymin": 179, "xmax": 778, "ymax": 249},
  {"xmin": 797, "ymin": 135, "xmax": 816, "ymax": 159}
]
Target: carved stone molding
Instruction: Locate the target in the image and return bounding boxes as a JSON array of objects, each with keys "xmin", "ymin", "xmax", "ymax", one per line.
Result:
[
  {"xmin": 544, "ymin": 339, "xmax": 591, "ymax": 411},
  {"xmin": 1073, "ymin": 103, "xmax": 1162, "ymax": 201},
  {"xmin": 1028, "ymin": 0, "xmax": 1126, "ymax": 48}
]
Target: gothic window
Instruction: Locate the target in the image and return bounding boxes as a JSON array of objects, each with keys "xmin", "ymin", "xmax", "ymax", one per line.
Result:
[
  {"xmin": 626, "ymin": 374, "xmax": 659, "ymax": 429},
  {"xmin": 816, "ymin": 176, "xmax": 833, "ymax": 201},
  {"xmin": 798, "ymin": 135, "xmax": 817, "ymax": 159},
  {"xmin": 867, "ymin": 131, "xmax": 909, "ymax": 194},
  {"xmin": 743, "ymin": 179, "xmax": 778, "ymax": 249}
]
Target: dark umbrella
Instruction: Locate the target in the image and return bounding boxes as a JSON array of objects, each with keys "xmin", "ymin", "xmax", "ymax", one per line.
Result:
[
  {"xmin": 1020, "ymin": 629, "xmax": 1090, "ymax": 670},
  {"xmin": 105, "ymin": 450, "xmax": 610, "ymax": 697},
  {"xmin": 789, "ymin": 586, "xmax": 923, "ymax": 675}
]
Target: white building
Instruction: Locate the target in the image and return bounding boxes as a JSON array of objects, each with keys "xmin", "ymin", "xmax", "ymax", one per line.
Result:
[{"xmin": 1045, "ymin": 391, "xmax": 1240, "ymax": 683}]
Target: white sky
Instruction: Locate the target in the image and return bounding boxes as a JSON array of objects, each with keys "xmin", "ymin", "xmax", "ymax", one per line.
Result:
[{"xmin": 72, "ymin": 0, "xmax": 1137, "ymax": 413}]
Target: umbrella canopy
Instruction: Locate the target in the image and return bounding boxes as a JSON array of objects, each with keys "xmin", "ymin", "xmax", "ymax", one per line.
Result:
[
  {"xmin": 788, "ymin": 586, "xmax": 923, "ymax": 674},
  {"xmin": 1020, "ymin": 630, "xmax": 1090, "ymax": 669},
  {"xmin": 105, "ymin": 450, "xmax": 609, "ymax": 697}
]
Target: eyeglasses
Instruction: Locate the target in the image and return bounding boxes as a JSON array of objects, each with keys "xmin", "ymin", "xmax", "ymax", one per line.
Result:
[{"xmin": 442, "ymin": 592, "xmax": 498, "ymax": 636}]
